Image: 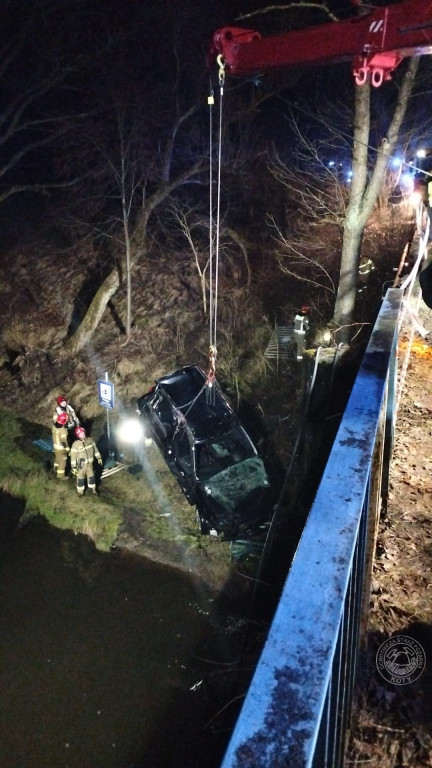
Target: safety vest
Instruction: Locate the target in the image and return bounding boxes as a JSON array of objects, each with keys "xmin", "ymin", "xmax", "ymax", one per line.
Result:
[
  {"xmin": 294, "ymin": 314, "xmax": 309, "ymax": 333},
  {"xmin": 53, "ymin": 403, "xmax": 79, "ymax": 428}
]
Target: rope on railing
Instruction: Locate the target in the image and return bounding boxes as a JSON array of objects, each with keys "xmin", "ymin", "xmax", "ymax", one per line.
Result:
[{"xmin": 396, "ymin": 204, "xmax": 430, "ymax": 413}]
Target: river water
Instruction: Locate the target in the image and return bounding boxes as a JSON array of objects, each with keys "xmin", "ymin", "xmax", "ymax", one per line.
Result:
[{"xmin": 0, "ymin": 503, "xmax": 246, "ymax": 768}]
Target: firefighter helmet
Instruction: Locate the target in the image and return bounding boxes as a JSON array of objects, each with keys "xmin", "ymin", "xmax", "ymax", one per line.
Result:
[
  {"xmin": 75, "ymin": 426, "xmax": 86, "ymax": 440},
  {"xmin": 56, "ymin": 395, "xmax": 67, "ymax": 407},
  {"xmin": 56, "ymin": 412, "xmax": 68, "ymax": 426}
]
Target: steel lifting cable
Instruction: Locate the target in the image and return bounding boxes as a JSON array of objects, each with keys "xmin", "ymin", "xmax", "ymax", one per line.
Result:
[
  {"xmin": 208, "ymin": 83, "xmax": 214, "ymax": 357},
  {"xmin": 206, "ymin": 56, "xmax": 225, "ymax": 402},
  {"xmin": 214, "ymin": 57, "xmax": 225, "ymax": 359}
]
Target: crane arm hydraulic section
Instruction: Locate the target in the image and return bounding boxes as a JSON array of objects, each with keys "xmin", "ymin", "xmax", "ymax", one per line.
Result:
[{"xmin": 210, "ymin": 0, "xmax": 432, "ymax": 87}]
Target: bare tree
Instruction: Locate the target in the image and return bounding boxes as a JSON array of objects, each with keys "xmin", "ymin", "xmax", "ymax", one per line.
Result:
[
  {"xmin": 0, "ymin": 0, "xmax": 91, "ymax": 203},
  {"xmin": 62, "ymin": 30, "xmax": 292, "ymax": 353},
  {"xmin": 170, "ymin": 201, "xmax": 210, "ymax": 315},
  {"xmin": 63, "ymin": 124, "xmax": 204, "ymax": 354},
  {"xmin": 87, "ymin": 106, "xmax": 146, "ymax": 344},
  {"xmin": 265, "ymin": 57, "xmax": 420, "ymax": 340},
  {"xmin": 52, "ymin": 0, "xmax": 230, "ymax": 354},
  {"xmin": 265, "ymin": 130, "xmax": 346, "ymax": 314},
  {"xmin": 268, "ymin": 214, "xmax": 336, "ymax": 294},
  {"xmin": 333, "ymin": 57, "xmax": 419, "ymax": 340},
  {"xmin": 170, "ymin": 198, "xmax": 254, "ymax": 317}
]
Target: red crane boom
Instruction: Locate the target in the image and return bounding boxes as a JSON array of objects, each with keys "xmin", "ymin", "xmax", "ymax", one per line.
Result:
[{"xmin": 210, "ymin": 0, "xmax": 432, "ymax": 87}]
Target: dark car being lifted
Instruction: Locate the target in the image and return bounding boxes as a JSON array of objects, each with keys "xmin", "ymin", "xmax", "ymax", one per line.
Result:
[{"xmin": 136, "ymin": 365, "xmax": 270, "ymax": 540}]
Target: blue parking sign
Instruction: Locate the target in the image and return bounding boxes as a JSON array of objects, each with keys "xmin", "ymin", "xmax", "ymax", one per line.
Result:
[{"xmin": 98, "ymin": 379, "xmax": 115, "ymax": 410}]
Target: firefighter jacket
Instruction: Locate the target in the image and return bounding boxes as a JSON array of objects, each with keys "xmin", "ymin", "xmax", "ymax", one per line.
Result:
[
  {"xmin": 52, "ymin": 424, "xmax": 70, "ymax": 454},
  {"xmin": 294, "ymin": 313, "xmax": 309, "ymax": 333},
  {"xmin": 70, "ymin": 437, "xmax": 101, "ymax": 470},
  {"xmin": 52, "ymin": 404, "xmax": 80, "ymax": 429}
]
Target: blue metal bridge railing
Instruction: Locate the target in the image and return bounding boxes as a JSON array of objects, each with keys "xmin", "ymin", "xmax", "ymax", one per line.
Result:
[{"xmin": 220, "ymin": 287, "xmax": 404, "ymax": 768}]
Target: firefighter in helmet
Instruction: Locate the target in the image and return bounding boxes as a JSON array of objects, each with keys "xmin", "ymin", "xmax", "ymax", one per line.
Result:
[
  {"xmin": 293, "ymin": 305, "xmax": 310, "ymax": 361},
  {"xmin": 70, "ymin": 427, "xmax": 103, "ymax": 497},
  {"xmin": 358, "ymin": 257, "xmax": 375, "ymax": 293},
  {"xmin": 53, "ymin": 395, "xmax": 80, "ymax": 435},
  {"xmin": 52, "ymin": 411, "xmax": 70, "ymax": 479}
]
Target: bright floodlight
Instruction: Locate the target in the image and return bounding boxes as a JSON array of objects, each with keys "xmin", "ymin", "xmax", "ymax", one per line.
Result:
[
  {"xmin": 117, "ymin": 418, "xmax": 145, "ymax": 444},
  {"xmin": 417, "ymin": 149, "xmax": 426, "ymax": 158}
]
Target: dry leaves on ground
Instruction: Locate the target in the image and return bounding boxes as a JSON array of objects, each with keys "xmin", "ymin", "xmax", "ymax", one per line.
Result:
[{"xmin": 348, "ymin": 324, "xmax": 432, "ymax": 768}]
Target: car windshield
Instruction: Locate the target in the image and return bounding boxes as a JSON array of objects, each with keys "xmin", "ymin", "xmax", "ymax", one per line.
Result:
[
  {"xmin": 195, "ymin": 427, "xmax": 255, "ymax": 480},
  {"xmin": 202, "ymin": 457, "xmax": 269, "ymax": 512}
]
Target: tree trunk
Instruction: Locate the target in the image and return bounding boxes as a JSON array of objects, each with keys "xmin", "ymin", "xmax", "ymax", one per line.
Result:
[
  {"xmin": 123, "ymin": 202, "xmax": 132, "ymax": 342},
  {"xmin": 333, "ymin": 81, "xmax": 371, "ymax": 340},
  {"xmin": 333, "ymin": 58, "xmax": 419, "ymax": 342},
  {"xmin": 333, "ymin": 225, "xmax": 364, "ymax": 335},
  {"xmin": 64, "ymin": 267, "xmax": 120, "ymax": 355}
]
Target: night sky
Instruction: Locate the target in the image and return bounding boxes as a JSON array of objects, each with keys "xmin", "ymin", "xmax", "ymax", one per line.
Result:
[
  {"xmin": 2, "ymin": 0, "xmax": 430, "ymax": 215},
  {"xmin": 1, "ymin": 0, "xmax": 431, "ymax": 262}
]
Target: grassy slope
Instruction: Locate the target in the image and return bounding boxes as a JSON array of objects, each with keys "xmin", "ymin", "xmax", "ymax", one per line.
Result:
[
  {"xmin": 0, "ymin": 408, "xmax": 235, "ymax": 589},
  {"xmin": 0, "ymin": 409, "xmax": 121, "ymax": 549}
]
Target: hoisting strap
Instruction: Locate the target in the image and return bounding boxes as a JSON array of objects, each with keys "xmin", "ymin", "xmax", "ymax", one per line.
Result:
[{"xmin": 208, "ymin": 83, "xmax": 214, "ymax": 355}]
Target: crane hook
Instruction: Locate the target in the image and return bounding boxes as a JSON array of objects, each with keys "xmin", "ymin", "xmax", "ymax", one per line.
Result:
[{"xmin": 216, "ymin": 54, "xmax": 226, "ymax": 87}]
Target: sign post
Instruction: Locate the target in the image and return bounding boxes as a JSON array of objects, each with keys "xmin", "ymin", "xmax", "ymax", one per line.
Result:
[{"xmin": 97, "ymin": 372, "xmax": 115, "ymax": 456}]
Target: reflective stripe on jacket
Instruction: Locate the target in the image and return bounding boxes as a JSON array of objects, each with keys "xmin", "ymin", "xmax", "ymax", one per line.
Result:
[
  {"xmin": 52, "ymin": 425, "xmax": 69, "ymax": 452},
  {"xmin": 70, "ymin": 437, "xmax": 101, "ymax": 469},
  {"xmin": 294, "ymin": 314, "xmax": 309, "ymax": 333}
]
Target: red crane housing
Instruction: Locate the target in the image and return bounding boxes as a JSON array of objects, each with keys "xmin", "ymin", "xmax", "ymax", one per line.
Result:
[{"xmin": 210, "ymin": 0, "xmax": 432, "ymax": 86}]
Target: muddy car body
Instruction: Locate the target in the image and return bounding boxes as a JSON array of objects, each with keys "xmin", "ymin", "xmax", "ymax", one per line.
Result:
[{"xmin": 136, "ymin": 365, "xmax": 270, "ymax": 539}]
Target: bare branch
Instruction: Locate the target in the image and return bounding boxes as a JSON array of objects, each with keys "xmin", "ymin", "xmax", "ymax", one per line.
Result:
[
  {"xmin": 237, "ymin": 3, "xmax": 339, "ymax": 23},
  {"xmin": 268, "ymin": 215, "xmax": 336, "ymax": 293},
  {"xmin": 169, "ymin": 199, "xmax": 209, "ymax": 315}
]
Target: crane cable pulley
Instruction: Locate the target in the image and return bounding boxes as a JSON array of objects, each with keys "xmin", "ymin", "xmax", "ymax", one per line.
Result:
[{"xmin": 206, "ymin": 55, "xmax": 225, "ymax": 402}]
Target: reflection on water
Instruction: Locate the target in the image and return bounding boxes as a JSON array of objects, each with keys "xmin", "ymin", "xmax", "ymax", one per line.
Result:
[{"xmin": 0, "ymin": 513, "xmax": 245, "ymax": 768}]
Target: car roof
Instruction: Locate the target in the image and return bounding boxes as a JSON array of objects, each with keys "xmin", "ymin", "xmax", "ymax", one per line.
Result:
[{"xmin": 156, "ymin": 365, "xmax": 236, "ymax": 441}]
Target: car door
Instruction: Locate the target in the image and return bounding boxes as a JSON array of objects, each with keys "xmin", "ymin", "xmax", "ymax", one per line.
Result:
[
  {"xmin": 148, "ymin": 391, "xmax": 177, "ymax": 450},
  {"xmin": 171, "ymin": 429, "xmax": 195, "ymax": 501}
]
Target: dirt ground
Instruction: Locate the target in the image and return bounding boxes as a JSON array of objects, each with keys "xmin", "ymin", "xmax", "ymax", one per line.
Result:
[{"xmin": 347, "ymin": 301, "xmax": 432, "ymax": 767}]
